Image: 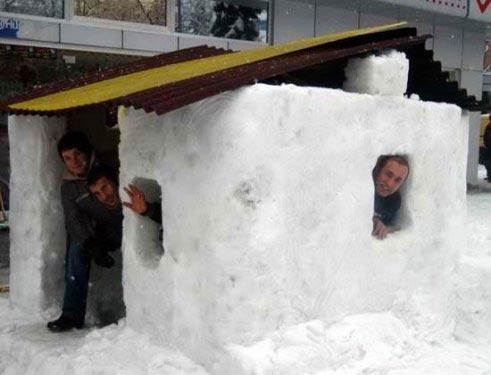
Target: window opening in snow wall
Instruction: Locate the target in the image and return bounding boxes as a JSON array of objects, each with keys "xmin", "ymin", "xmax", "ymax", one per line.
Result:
[
  {"xmin": 128, "ymin": 177, "xmax": 164, "ymax": 268},
  {"xmin": 372, "ymin": 154, "xmax": 410, "ymax": 240}
]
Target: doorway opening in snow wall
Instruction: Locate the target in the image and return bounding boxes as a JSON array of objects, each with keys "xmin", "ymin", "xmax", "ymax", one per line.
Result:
[{"xmin": 65, "ymin": 108, "xmax": 125, "ymax": 325}]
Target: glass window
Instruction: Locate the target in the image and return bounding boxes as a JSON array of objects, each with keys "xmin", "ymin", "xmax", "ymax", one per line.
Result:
[
  {"xmin": 177, "ymin": 0, "xmax": 269, "ymax": 43},
  {"xmin": 0, "ymin": 0, "xmax": 64, "ymax": 18},
  {"xmin": 75, "ymin": 0, "xmax": 167, "ymax": 26}
]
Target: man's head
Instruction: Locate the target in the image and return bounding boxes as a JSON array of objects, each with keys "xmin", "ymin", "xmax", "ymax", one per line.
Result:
[
  {"xmin": 373, "ymin": 155, "xmax": 409, "ymax": 197},
  {"xmin": 57, "ymin": 132, "xmax": 93, "ymax": 177},
  {"xmin": 86, "ymin": 165, "xmax": 121, "ymax": 210}
]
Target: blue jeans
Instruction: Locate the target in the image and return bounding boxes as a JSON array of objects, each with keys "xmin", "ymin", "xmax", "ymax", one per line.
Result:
[{"xmin": 62, "ymin": 242, "xmax": 90, "ymax": 322}]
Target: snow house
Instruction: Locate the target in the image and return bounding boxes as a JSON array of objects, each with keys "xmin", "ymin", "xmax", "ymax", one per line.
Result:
[{"xmin": 1, "ymin": 23, "xmax": 484, "ymax": 374}]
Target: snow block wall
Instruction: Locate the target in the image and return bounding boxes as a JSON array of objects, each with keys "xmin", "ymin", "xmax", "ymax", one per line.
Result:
[
  {"xmin": 119, "ymin": 84, "xmax": 467, "ymax": 372},
  {"xmin": 8, "ymin": 115, "xmax": 67, "ymax": 314}
]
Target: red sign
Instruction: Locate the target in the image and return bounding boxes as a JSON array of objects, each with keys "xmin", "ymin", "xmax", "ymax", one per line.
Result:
[
  {"xmin": 477, "ymin": 0, "xmax": 491, "ymax": 13},
  {"xmin": 377, "ymin": 1, "xmax": 466, "ymax": 17}
]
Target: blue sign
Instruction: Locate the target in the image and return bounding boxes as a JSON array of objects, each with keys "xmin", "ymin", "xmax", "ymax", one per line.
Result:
[{"xmin": 0, "ymin": 18, "xmax": 20, "ymax": 38}]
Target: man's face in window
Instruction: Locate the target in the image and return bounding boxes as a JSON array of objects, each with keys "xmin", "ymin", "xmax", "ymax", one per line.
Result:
[{"xmin": 375, "ymin": 159, "xmax": 408, "ymax": 197}]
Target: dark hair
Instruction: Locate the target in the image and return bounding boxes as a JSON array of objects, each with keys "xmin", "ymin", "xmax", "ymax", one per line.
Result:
[
  {"xmin": 372, "ymin": 154, "xmax": 410, "ymax": 181},
  {"xmin": 57, "ymin": 131, "xmax": 93, "ymax": 159},
  {"xmin": 86, "ymin": 164, "xmax": 119, "ymax": 187}
]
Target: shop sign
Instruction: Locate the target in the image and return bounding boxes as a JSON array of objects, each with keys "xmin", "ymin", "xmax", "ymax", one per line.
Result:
[
  {"xmin": 0, "ymin": 17, "xmax": 20, "ymax": 38},
  {"xmin": 376, "ymin": 0, "xmax": 466, "ymax": 17},
  {"xmin": 468, "ymin": 0, "xmax": 491, "ymax": 21}
]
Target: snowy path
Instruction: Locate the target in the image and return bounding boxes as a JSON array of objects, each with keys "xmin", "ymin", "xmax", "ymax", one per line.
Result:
[{"xmin": 1, "ymin": 188, "xmax": 491, "ymax": 374}]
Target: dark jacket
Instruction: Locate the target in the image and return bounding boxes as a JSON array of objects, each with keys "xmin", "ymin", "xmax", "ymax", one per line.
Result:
[
  {"xmin": 374, "ymin": 192, "xmax": 401, "ymax": 226},
  {"xmin": 142, "ymin": 203, "xmax": 162, "ymax": 225},
  {"xmin": 61, "ymin": 179, "xmax": 123, "ymax": 246}
]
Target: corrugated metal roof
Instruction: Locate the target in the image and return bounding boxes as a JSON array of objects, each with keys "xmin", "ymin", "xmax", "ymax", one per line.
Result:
[
  {"xmin": 2, "ymin": 22, "xmax": 486, "ymax": 116},
  {"xmin": 3, "ymin": 45, "xmax": 230, "ymax": 106}
]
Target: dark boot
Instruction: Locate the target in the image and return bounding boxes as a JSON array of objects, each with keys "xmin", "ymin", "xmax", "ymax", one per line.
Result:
[{"xmin": 47, "ymin": 314, "xmax": 84, "ymax": 332}]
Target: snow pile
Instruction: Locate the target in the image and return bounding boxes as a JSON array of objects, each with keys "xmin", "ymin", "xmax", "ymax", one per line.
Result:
[
  {"xmin": 225, "ymin": 308, "xmax": 491, "ymax": 375},
  {"xmin": 343, "ymin": 50, "xmax": 409, "ymax": 96},
  {"xmin": 455, "ymin": 190, "xmax": 491, "ymax": 344},
  {"xmin": 118, "ymin": 81, "xmax": 465, "ymax": 373},
  {"xmin": 226, "ymin": 313, "xmax": 424, "ymax": 374}
]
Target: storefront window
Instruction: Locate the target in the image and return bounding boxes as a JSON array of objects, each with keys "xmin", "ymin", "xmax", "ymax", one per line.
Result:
[
  {"xmin": 75, "ymin": 0, "xmax": 167, "ymax": 26},
  {"xmin": 176, "ymin": 0, "xmax": 269, "ymax": 43},
  {"xmin": 0, "ymin": 0, "xmax": 64, "ymax": 18}
]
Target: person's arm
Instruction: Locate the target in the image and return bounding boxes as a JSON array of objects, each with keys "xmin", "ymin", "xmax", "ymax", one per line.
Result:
[
  {"xmin": 142, "ymin": 202, "xmax": 162, "ymax": 224},
  {"xmin": 82, "ymin": 236, "xmax": 114, "ymax": 268},
  {"xmin": 61, "ymin": 182, "xmax": 114, "ymax": 268},
  {"xmin": 372, "ymin": 216, "xmax": 389, "ymax": 240},
  {"xmin": 372, "ymin": 193, "xmax": 401, "ymax": 240},
  {"xmin": 122, "ymin": 184, "xmax": 162, "ymax": 224},
  {"xmin": 61, "ymin": 183, "xmax": 94, "ymax": 245}
]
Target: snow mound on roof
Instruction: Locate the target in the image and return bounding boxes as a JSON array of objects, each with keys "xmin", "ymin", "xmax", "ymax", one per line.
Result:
[{"xmin": 343, "ymin": 50, "xmax": 409, "ymax": 96}]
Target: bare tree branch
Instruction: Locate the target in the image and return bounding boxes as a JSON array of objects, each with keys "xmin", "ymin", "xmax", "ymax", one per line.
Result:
[{"xmin": 135, "ymin": 0, "xmax": 154, "ymax": 24}]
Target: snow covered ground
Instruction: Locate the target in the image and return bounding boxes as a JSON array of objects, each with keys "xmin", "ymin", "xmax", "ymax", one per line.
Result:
[{"xmin": 0, "ymin": 167, "xmax": 491, "ymax": 374}]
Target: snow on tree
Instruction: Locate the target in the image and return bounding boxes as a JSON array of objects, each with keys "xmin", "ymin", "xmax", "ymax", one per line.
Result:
[
  {"xmin": 176, "ymin": 0, "xmax": 214, "ymax": 36},
  {"xmin": 210, "ymin": 1, "xmax": 260, "ymax": 41}
]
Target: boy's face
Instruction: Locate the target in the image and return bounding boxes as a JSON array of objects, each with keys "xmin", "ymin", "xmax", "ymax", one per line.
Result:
[
  {"xmin": 375, "ymin": 160, "xmax": 408, "ymax": 197},
  {"xmin": 89, "ymin": 176, "xmax": 121, "ymax": 210},
  {"xmin": 61, "ymin": 148, "xmax": 90, "ymax": 177}
]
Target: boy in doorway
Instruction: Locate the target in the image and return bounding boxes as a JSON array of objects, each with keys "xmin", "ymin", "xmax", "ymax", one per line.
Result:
[
  {"xmin": 48, "ymin": 134, "xmax": 160, "ymax": 332},
  {"xmin": 48, "ymin": 132, "xmax": 117, "ymax": 332}
]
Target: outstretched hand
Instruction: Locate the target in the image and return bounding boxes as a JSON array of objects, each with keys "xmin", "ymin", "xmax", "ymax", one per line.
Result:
[
  {"xmin": 123, "ymin": 184, "xmax": 149, "ymax": 215},
  {"xmin": 372, "ymin": 217, "xmax": 389, "ymax": 240}
]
